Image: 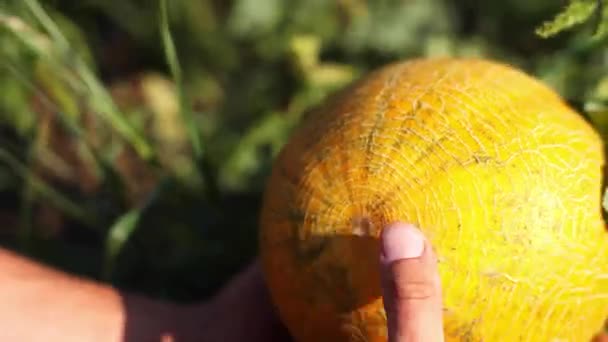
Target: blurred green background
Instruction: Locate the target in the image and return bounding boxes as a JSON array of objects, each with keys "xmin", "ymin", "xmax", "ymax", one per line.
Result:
[{"xmin": 0, "ymin": 0, "xmax": 607, "ymax": 302}]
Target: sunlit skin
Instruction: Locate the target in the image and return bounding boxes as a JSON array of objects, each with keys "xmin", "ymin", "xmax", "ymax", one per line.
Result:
[
  {"xmin": 259, "ymin": 58, "xmax": 608, "ymax": 341},
  {"xmin": 0, "ymin": 247, "xmax": 290, "ymax": 342}
]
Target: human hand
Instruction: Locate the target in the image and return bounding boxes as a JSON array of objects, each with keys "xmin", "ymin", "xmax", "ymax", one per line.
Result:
[
  {"xmin": 380, "ymin": 222, "xmax": 444, "ymax": 342},
  {"xmin": 207, "ymin": 222, "xmax": 443, "ymax": 342},
  {"xmin": 195, "ymin": 260, "xmax": 292, "ymax": 342},
  {"xmin": 206, "ymin": 222, "xmax": 443, "ymax": 342}
]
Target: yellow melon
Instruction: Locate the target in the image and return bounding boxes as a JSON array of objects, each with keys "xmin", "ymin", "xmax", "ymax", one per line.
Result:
[{"xmin": 258, "ymin": 58, "xmax": 608, "ymax": 341}]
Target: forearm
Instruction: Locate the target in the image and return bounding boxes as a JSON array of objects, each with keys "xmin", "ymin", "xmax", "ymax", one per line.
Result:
[
  {"xmin": 0, "ymin": 248, "xmax": 289, "ymax": 342},
  {"xmin": 0, "ymin": 248, "xmax": 123, "ymax": 341},
  {"xmin": 0, "ymin": 248, "xmax": 193, "ymax": 342}
]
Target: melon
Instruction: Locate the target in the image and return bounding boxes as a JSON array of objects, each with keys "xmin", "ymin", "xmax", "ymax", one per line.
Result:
[{"xmin": 258, "ymin": 58, "xmax": 608, "ymax": 341}]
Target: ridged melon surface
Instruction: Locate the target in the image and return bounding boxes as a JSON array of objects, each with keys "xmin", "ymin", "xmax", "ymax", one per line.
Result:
[{"xmin": 259, "ymin": 58, "xmax": 608, "ymax": 341}]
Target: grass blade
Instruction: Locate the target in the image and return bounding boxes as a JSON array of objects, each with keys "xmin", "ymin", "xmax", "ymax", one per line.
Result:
[
  {"xmin": 17, "ymin": 0, "xmax": 155, "ymax": 159},
  {"xmin": 102, "ymin": 208, "xmax": 142, "ymax": 280},
  {"xmin": 159, "ymin": 0, "xmax": 203, "ymax": 160},
  {"xmin": 101, "ymin": 178, "xmax": 167, "ymax": 280}
]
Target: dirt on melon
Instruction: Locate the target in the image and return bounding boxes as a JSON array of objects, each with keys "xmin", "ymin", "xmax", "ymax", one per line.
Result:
[{"xmin": 258, "ymin": 57, "xmax": 608, "ymax": 341}]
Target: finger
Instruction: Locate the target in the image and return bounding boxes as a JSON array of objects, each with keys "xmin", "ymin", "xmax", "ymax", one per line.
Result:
[{"xmin": 380, "ymin": 222, "xmax": 444, "ymax": 342}]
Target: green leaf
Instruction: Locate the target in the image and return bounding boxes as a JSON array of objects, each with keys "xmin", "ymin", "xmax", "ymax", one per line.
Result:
[
  {"xmin": 535, "ymin": 0, "xmax": 598, "ymax": 38},
  {"xmin": 342, "ymin": 0, "xmax": 453, "ymax": 56},
  {"xmin": 101, "ymin": 178, "xmax": 168, "ymax": 280},
  {"xmin": 218, "ymin": 112, "xmax": 291, "ymax": 190},
  {"xmin": 289, "ymin": 34, "xmax": 321, "ymax": 74},
  {"xmin": 592, "ymin": 0, "xmax": 608, "ymax": 38},
  {"xmin": 102, "ymin": 208, "xmax": 142, "ymax": 280},
  {"xmin": 227, "ymin": 0, "xmax": 283, "ymax": 38}
]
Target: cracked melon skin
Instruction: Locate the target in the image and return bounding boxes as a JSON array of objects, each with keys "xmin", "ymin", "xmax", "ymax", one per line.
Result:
[{"xmin": 258, "ymin": 58, "xmax": 608, "ymax": 341}]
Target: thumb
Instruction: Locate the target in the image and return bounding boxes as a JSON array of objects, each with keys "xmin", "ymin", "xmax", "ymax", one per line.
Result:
[{"xmin": 379, "ymin": 222, "xmax": 444, "ymax": 342}]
